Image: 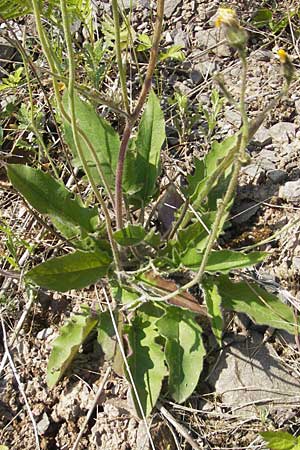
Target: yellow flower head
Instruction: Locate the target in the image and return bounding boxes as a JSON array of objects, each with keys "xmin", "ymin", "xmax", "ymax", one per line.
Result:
[
  {"xmin": 277, "ymin": 49, "xmax": 294, "ymax": 86},
  {"xmin": 215, "ymin": 7, "xmax": 238, "ymax": 28},
  {"xmin": 277, "ymin": 49, "xmax": 288, "ymax": 63}
]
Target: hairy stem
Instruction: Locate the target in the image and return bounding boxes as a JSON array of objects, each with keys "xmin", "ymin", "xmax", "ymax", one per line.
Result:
[
  {"xmin": 115, "ymin": 0, "xmax": 165, "ymax": 230},
  {"xmin": 59, "ymin": 0, "xmax": 122, "ymax": 277},
  {"xmin": 112, "ymin": 0, "xmax": 130, "ymax": 115}
]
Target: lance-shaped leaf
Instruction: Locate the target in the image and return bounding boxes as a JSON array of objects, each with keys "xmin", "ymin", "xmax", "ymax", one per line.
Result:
[
  {"xmin": 156, "ymin": 306, "xmax": 205, "ymax": 403},
  {"xmin": 131, "ymin": 90, "xmax": 165, "ymax": 205},
  {"xmin": 202, "ymin": 278, "xmax": 223, "ymax": 346},
  {"xmin": 181, "ymin": 249, "xmax": 267, "ymax": 273},
  {"xmin": 126, "ymin": 303, "xmax": 166, "ymax": 417},
  {"xmin": 186, "ymin": 134, "xmax": 238, "ymax": 202},
  {"xmin": 7, "ymin": 164, "xmax": 98, "ymax": 237},
  {"xmin": 47, "ymin": 308, "xmax": 98, "ymax": 387},
  {"xmin": 113, "ymin": 224, "xmax": 146, "ymax": 246},
  {"xmin": 26, "ymin": 250, "xmax": 111, "ymax": 292},
  {"xmin": 216, "ymin": 275, "xmax": 299, "ymax": 334},
  {"xmin": 63, "ymin": 92, "xmax": 120, "ymax": 190}
]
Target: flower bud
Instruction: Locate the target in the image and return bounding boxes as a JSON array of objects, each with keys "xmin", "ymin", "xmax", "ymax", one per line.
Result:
[
  {"xmin": 215, "ymin": 7, "xmax": 248, "ymax": 52},
  {"xmin": 277, "ymin": 49, "xmax": 295, "ymax": 86}
]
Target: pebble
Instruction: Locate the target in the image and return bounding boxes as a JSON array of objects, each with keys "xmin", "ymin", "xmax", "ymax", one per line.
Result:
[
  {"xmin": 36, "ymin": 328, "xmax": 53, "ymax": 340},
  {"xmin": 252, "ymin": 126, "xmax": 272, "ymax": 147},
  {"xmin": 195, "ymin": 28, "xmax": 231, "ymax": 57},
  {"xmin": 190, "ymin": 60, "xmax": 217, "ymax": 84},
  {"xmin": 269, "ymin": 122, "xmax": 297, "ymax": 143},
  {"xmin": 207, "ymin": 331, "xmax": 300, "ymax": 418},
  {"xmin": 224, "ymin": 109, "xmax": 241, "ymax": 128},
  {"xmin": 164, "ymin": 0, "xmax": 181, "ymax": 19},
  {"xmin": 0, "ymin": 37, "xmax": 16, "ymax": 70},
  {"xmin": 37, "ymin": 413, "xmax": 50, "ymax": 435},
  {"xmin": 173, "ymin": 29, "xmax": 188, "ymax": 48},
  {"xmin": 279, "ymin": 179, "xmax": 300, "ymax": 202},
  {"xmin": 267, "ymin": 169, "xmax": 287, "ymax": 184},
  {"xmin": 293, "ymin": 256, "xmax": 300, "ymax": 271}
]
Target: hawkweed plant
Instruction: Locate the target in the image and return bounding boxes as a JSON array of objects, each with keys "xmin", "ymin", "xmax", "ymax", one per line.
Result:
[{"xmin": 0, "ymin": 1, "xmax": 298, "ymax": 419}]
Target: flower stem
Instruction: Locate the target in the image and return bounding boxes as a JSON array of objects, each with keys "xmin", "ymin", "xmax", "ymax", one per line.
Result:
[{"xmin": 114, "ymin": 0, "xmax": 165, "ymax": 230}]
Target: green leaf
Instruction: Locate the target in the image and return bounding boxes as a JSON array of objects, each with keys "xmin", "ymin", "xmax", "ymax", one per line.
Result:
[
  {"xmin": 26, "ymin": 250, "xmax": 111, "ymax": 292},
  {"xmin": 97, "ymin": 310, "xmax": 116, "ymax": 361},
  {"xmin": 159, "ymin": 45, "xmax": 185, "ymax": 62},
  {"xmin": 132, "ymin": 90, "xmax": 165, "ymax": 206},
  {"xmin": 7, "ymin": 164, "xmax": 98, "ymax": 237},
  {"xmin": 113, "ymin": 224, "xmax": 146, "ymax": 246},
  {"xmin": 0, "ymin": 0, "xmax": 32, "ymax": 19},
  {"xmin": 216, "ymin": 275, "xmax": 299, "ymax": 334},
  {"xmin": 47, "ymin": 308, "xmax": 98, "ymax": 387},
  {"xmin": 252, "ymin": 8, "xmax": 273, "ymax": 29},
  {"xmin": 260, "ymin": 431, "xmax": 296, "ymax": 450},
  {"xmin": 111, "ymin": 285, "xmax": 140, "ymax": 305},
  {"xmin": 202, "ymin": 279, "xmax": 223, "ymax": 346},
  {"xmin": 126, "ymin": 303, "xmax": 166, "ymax": 417},
  {"xmin": 156, "ymin": 306, "xmax": 205, "ymax": 403},
  {"xmin": 182, "ymin": 250, "xmax": 267, "ymax": 272},
  {"xmin": 63, "ymin": 92, "xmax": 120, "ymax": 190},
  {"xmin": 136, "ymin": 33, "xmax": 152, "ymax": 52},
  {"xmin": 186, "ymin": 134, "xmax": 238, "ymax": 202}
]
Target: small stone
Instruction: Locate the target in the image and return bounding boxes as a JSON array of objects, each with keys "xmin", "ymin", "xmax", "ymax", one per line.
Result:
[
  {"xmin": 267, "ymin": 169, "xmax": 287, "ymax": 184},
  {"xmin": 37, "ymin": 413, "xmax": 50, "ymax": 435},
  {"xmin": 173, "ymin": 29, "xmax": 188, "ymax": 48},
  {"xmin": 293, "ymin": 256, "xmax": 300, "ymax": 271},
  {"xmin": 190, "ymin": 60, "xmax": 217, "ymax": 84},
  {"xmin": 241, "ymin": 164, "xmax": 264, "ymax": 179},
  {"xmin": 252, "ymin": 126, "xmax": 272, "ymax": 147},
  {"xmin": 224, "ymin": 109, "xmax": 241, "ymax": 128},
  {"xmin": 295, "ymin": 99, "xmax": 300, "ymax": 115},
  {"xmin": 164, "ymin": 0, "xmax": 181, "ymax": 18},
  {"xmin": 269, "ymin": 122, "xmax": 297, "ymax": 143},
  {"xmin": 0, "ymin": 37, "xmax": 16, "ymax": 72},
  {"xmin": 279, "ymin": 180, "xmax": 300, "ymax": 202},
  {"xmin": 231, "ymin": 201, "xmax": 260, "ymax": 224},
  {"xmin": 207, "ymin": 332, "xmax": 300, "ymax": 418},
  {"xmin": 36, "ymin": 328, "xmax": 53, "ymax": 340},
  {"xmin": 117, "ymin": 0, "xmax": 137, "ymax": 8},
  {"xmin": 253, "ymin": 49, "xmax": 273, "ymax": 62},
  {"xmin": 195, "ymin": 28, "xmax": 231, "ymax": 57}
]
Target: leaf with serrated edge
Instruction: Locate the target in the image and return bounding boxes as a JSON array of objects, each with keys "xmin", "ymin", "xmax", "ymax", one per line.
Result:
[
  {"xmin": 217, "ymin": 275, "xmax": 299, "ymax": 334},
  {"xmin": 156, "ymin": 306, "xmax": 205, "ymax": 403},
  {"xmin": 7, "ymin": 164, "xmax": 98, "ymax": 237},
  {"xmin": 47, "ymin": 309, "xmax": 98, "ymax": 387},
  {"xmin": 113, "ymin": 224, "xmax": 146, "ymax": 246},
  {"xmin": 202, "ymin": 278, "xmax": 223, "ymax": 346},
  {"xmin": 126, "ymin": 303, "xmax": 166, "ymax": 417},
  {"xmin": 182, "ymin": 250, "xmax": 267, "ymax": 272},
  {"xmin": 260, "ymin": 431, "xmax": 296, "ymax": 450},
  {"xmin": 63, "ymin": 92, "xmax": 120, "ymax": 190},
  {"xmin": 26, "ymin": 250, "xmax": 111, "ymax": 292}
]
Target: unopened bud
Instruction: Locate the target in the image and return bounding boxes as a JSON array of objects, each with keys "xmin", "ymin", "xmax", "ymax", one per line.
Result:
[
  {"xmin": 277, "ymin": 49, "xmax": 295, "ymax": 86},
  {"xmin": 215, "ymin": 7, "xmax": 247, "ymax": 52}
]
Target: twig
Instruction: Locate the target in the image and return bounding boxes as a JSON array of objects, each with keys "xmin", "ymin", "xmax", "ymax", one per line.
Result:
[
  {"xmin": 71, "ymin": 366, "xmax": 111, "ymax": 450},
  {"xmin": 1, "ymin": 317, "xmax": 41, "ymax": 450},
  {"xmin": 0, "ymin": 289, "xmax": 36, "ymax": 377},
  {"xmin": 157, "ymin": 402, "xmax": 202, "ymax": 450}
]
